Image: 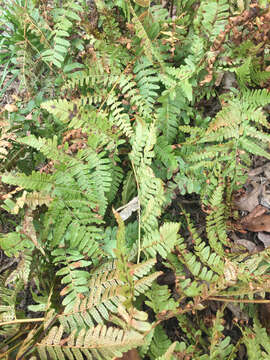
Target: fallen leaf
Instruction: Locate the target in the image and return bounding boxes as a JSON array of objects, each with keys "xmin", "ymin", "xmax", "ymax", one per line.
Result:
[
  {"xmin": 248, "ymin": 164, "xmax": 267, "ymax": 177},
  {"xmin": 227, "ymin": 303, "xmax": 249, "ymax": 322},
  {"xmin": 4, "ymin": 104, "xmax": 18, "ymax": 113},
  {"xmin": 260, "ymin": 182, "xmax": 270, "ymax": 210},
  {"xmin": 264, "ymin": 163, "xmax": 270, "ymax": 179},
  {"xmin": 259, "ymin": 303, "xmax": 270, "ymax": 334},
  {"xmin": 240, "ymin": 205, "xmax": 270, "ymax": 232},
  {"xmin": 25, "ymin": 113, "xmax": 33, "ymax": 120},
  {"xmin": 234, "ymin": 182, "xmax": 261, "ymax": 212},
  {"xmin": 115, "ymin": 349, "xmax": 141, "ymax": 360},
  {"xmin": 234, "ymin": 239, "xmax": 257, "ymax": 253},
  {"xmin": 258, "ymin": 232, "xmax": 270, "ymax": 248}
]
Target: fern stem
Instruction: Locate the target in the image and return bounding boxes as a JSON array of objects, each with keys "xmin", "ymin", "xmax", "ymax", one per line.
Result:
[
  {"xmin": 208, "ymin": 296, "xmax": 270, "ymax": 303},
  {"xmin": 131, "ymin": 160, "xmax": 141, "ymax": 264},
  {"xmin": 0, "ymin": 317, "xmax": 44, "ymax": 327}
]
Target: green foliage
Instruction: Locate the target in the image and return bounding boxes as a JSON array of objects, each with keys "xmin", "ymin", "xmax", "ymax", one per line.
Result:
[
  {"xmin": 242, "ymin": 316, "xmax": 270, "ymax": 359},
  {"xmin": 1, "ymin": 0, "xmax": 270, "ymax": 359}
]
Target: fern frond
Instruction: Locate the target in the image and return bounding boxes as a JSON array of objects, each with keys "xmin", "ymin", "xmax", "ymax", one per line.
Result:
[
  {"xmin": 107, "ymin": 94, "xmax": 134, "ymax": 137},
  {"xmin": 148, "ymin": 325, "xmax": 173, "ymax": 360},
  {"xmin": 242, "ymin": 316, "xmax": 270, "ymax": 359},
  {"xmin": 185, "ymin": 212, "xmax": 224, "ymax": 274},
  {"xmin": 36, "ymin": 324, "xmax": 144, "ymax": 359},
  {"xmin": 194, "ymin": 0, "xmax": 229, "ymax": 42},
  {"xmin": 141, "ymin": 222, "xmax": 180, "ymax": 258},
  {"xmin": 2, "ymin": 171, "xmax": 54, "ymax": 192},
  {"xmin": 206, "ymin": 182, "xmax": 229, "ymax": 255},
  {"xmin": 209, "ymin": 309, "xmax": 234, "ymax": 359},
  {"xmin": 145, "ymin": 282, "xmax": 178, "ymax": 314},
  {"xmin": 41, "ymin": 2, "xmax": 83, "ymax": 68},
  {"xmin": 129, "ymin": 2, "xmax": 163, "ymax": 67},
  {"xmin": 242, "ymin": 88, "xmax": 270, "ymax": 109},
  {"xmin": 157, "ymin": 94, "xmax": 180, "ymax": 143},
  {"xmin": 133, "ymin": 57, "xmax": 160, "ymax": 116},
  {"xmin": 52, "ymin": 248, "xmax": 92, "ymax": 312}
]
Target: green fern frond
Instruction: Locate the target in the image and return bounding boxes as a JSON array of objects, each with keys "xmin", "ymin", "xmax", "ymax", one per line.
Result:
[
  {"xmin": 242, "ymin": 316, "xmax": 270, "ymax": 359},
  {"xmin": 194, "ymin": 0, "xmax": 229, "ymax": 41},
  {"xmin": 206, "ymin": 182, "xmax": 229, "ymax": 253},
  {"xmin": 242, "ymin": 88, "xmax": 270, "ymax": 109},
  {"xmin": 129, "ymin": 2, "xmax": 163, "ymax": 67},
  {"xmin": 2, "ymin": 171, "xmax": 54, "ymax": 192},
  {"xmin": 52, "ymin": 248, "xmax": 92, "ymax": 312},
  {"xmin": 209, "ymin": 309, "xmax": 234, "ymax": 359},
  {"xmin": 141, "ymin": 222, "xmax": 180, "ymax": 258},
  {"xmin": 41, "ymin": 2, "xmax": 83, "ymax": 68},
  {"xmin": 133, "ymin": 57, "xmax": 160, "ymax": 116},
  {"xmin": 184, "ymin": 212, "xmax": 224, "ymax": 274},
  {"xmin": 157, "ymin": 94, "xmax": 181, "ymax": 143},
  {"xmin": 148, "ymin": 325, "xmax": 173, "ymax": 360},
  {"xmin": 107, "ymin": 94, "xmax": 134, "ymax": 137},
  {"xmin": 145, "ymin": 282, "xmax": 178, "ymax": 314}
]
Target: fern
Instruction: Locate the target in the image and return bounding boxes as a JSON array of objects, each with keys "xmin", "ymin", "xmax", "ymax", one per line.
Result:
[
  {"xmin": 242, "ymin": 316, "xmax": 270, "ymax": 359},
  {"xmin": 147, "ymin": 325, "xmax": 174, "ymax": 360},
  {"xmin": 145, "ymin": 282, "xmax": 178, "ymax": 314},
  {"xmin": 194, "ymin": 0, "xmax": 229, "ymax": 42},
  {"xmin": 179, "ymin": 89, "xmax": 270, "ymax": 204},
  {"xmin": 209, "ymin": 308, "xmax": 234, "ymax": 359},
  {"xmin": 2, "ymin": 1, "xmax": 270, "ymax": 358},
  {"xmin": 36, "ymin": 324, "xmax": 145, "ymax": 360},
  {"xmin": 41, "ymin": 1, "xmax": 83, "ymax": 68}
]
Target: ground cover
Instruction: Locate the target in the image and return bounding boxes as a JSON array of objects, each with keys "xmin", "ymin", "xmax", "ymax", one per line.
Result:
[{"xmin": 0, "ymin": 0, "xmax": 270, "ymax": 359}]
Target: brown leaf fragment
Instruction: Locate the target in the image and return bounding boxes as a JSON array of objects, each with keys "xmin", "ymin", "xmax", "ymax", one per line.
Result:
[
  {"xmin": 248, "ymin": 163, "xmax": 268, "ymax": 177},
  {"xmin": 240, "ymin": 205, "xmax": 270, "ymax": 232},
  {"xmin": 115, "ymin": 349, "xmax": 141, "ymax": 360},
  {"xmin": 258, "ymin": 232, "xmax": 270, "ymax": 248},
  {"xmin": 259, "ymin": 303, "xmax": 270, "ymax": 335},
  {"xmin": 234, "ymin": 239, "xmax": 257, "ymax": 253},
  {"xmin": 234, "ymin": 182, "xmax": 261, "ymax": 212},
  {"xmin": 240, "ymin": 204, "xmax": 266, "ymax": 222},
  {"xmin": 260, "ymin": 182, "xmax": 270, "ymax": 210}
]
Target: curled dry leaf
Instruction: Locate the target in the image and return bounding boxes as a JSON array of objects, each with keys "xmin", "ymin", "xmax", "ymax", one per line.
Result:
[{"xmin": 224, "ymin": 259, "xmax": 238, "ymax": 285}]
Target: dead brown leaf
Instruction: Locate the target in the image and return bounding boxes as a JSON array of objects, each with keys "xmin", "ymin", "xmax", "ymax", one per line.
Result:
[
  {"xmin": 234, "ymin": 182, "xmax": 261, "ymax": 212},
  {"xmin": 259, "ymin": 303, "xmax": 270, "ymax": 334},
  {"xmin": 115, "ymin": 349, "xmax": 141, "ymax": 360},
  {"xmin": 234, "ymin": 239, "xmax": 257, "ymax": 253},
  {"xmin": 258, "ymin": 232, "xmax": 270, "ymax": 248},
  {"xmin": 240, "ymin": 205, "xmax": 270, "ymax": 232}
]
